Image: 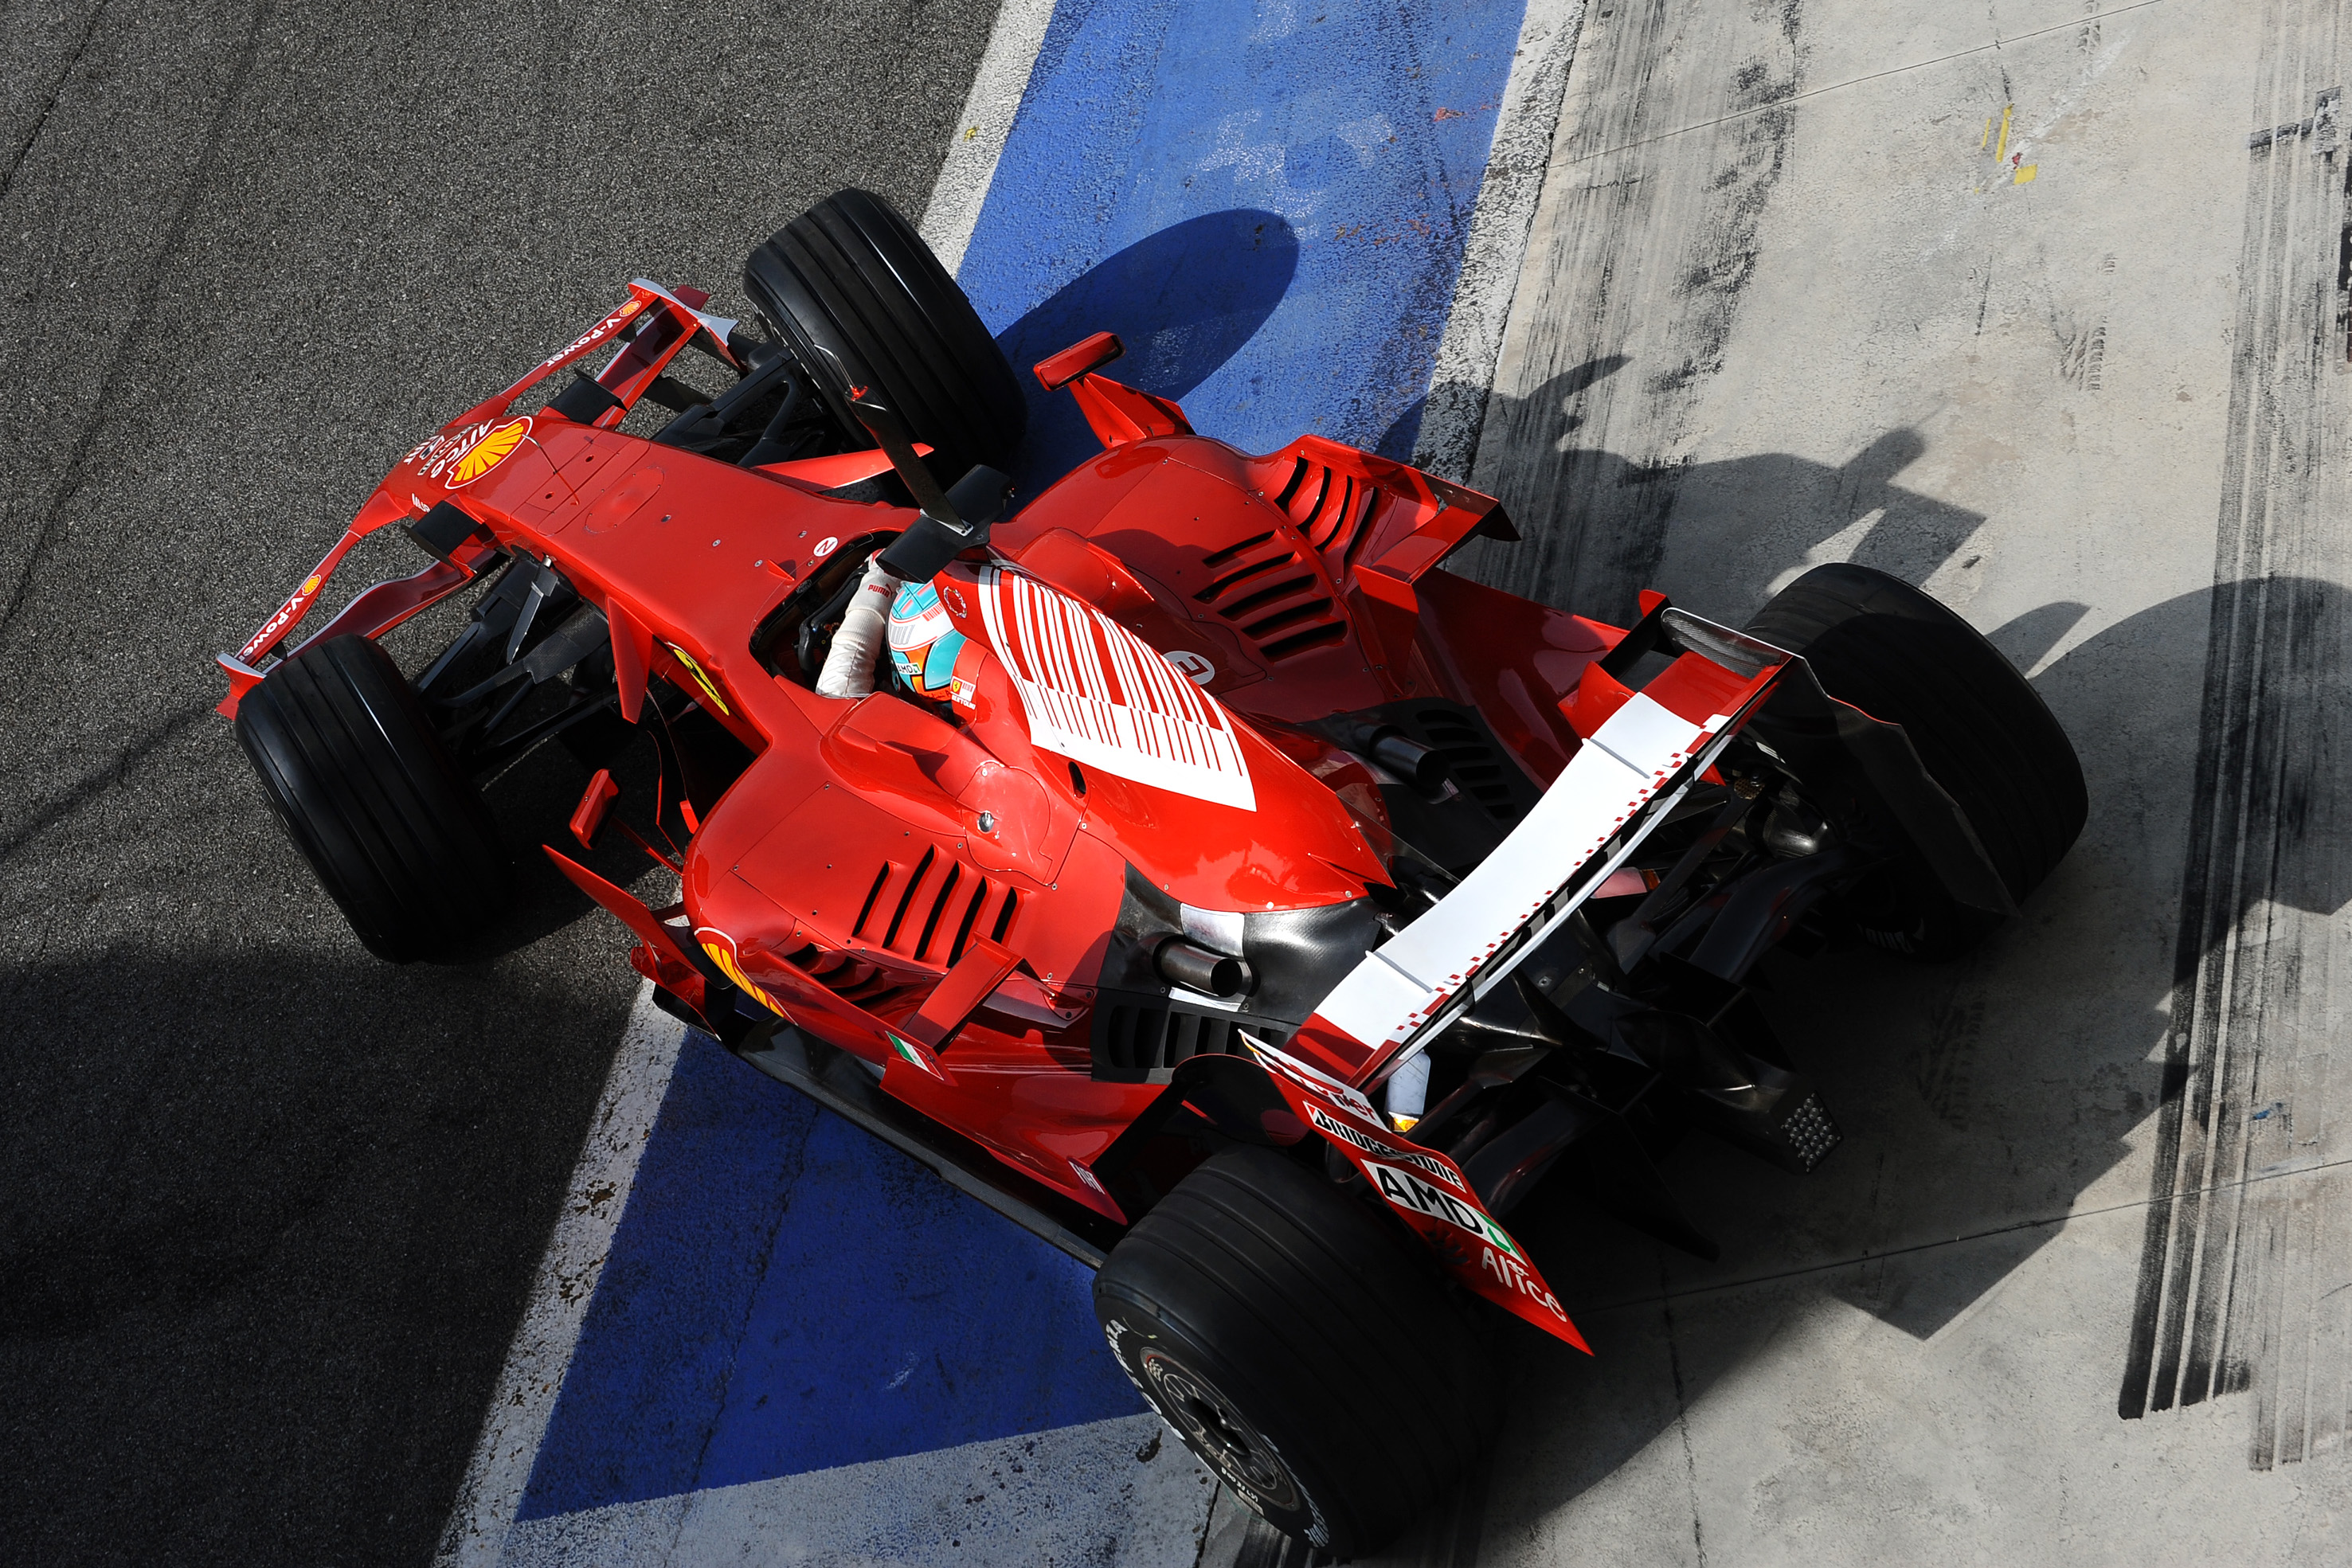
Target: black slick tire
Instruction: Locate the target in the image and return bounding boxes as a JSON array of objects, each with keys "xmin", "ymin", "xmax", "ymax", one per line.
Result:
[
  {"xmin": 1745, "ymin": 562, "xmax": 2087, "ymax": 956},
  {"xmin": 1094, "ymin": 1144, "xmax": 1499, "ymax": 1558},
  {"xmin": 234, "ymin": 634, "xmax": 508, "ymax": 962},
  {"xmin": 742, "ymin": 189, "xmax": 1027, "ymax": 478}
]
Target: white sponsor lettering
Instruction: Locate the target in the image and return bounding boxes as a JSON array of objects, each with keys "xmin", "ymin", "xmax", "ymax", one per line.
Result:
[
  {"xmin": 241, "ymin": 592, "xmax": 307, "ymax": 660},
  {"xmin": 1305, "ymin": 1105, "xmax": 1465, "ymax": 1191},
  {"xmin": 405, "ymin": 417, "xmax": 519, "ymax": 484},
  {"xmin": 1479, "ymin": 1241, "xmax": 1569, "ymax": 1321},
  {"xmin": 1365, "ymin": 1159, "xmax": 1521, "ymax": 1257},
  {"xmin": 1243, "ymin": 1032, "xmax": 1383, "ymax": 1125},
  {"xmin": 1363, "ymin": 1159, "xmax": 1567, "ymax": 1320},
  {"xmin": 537, "ymin": 298, "xmax": 647, "ymax": 372}
]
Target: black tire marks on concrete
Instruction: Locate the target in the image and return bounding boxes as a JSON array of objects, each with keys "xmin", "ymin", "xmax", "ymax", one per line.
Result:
[
  {"xmin": 0, "ymin": 0, "xmax": 109, "ymax": 201},
  {"xmin": 2117, "ymin": 0, "xmax": 2352, "ymax": 1470},
  {"xmin": 1466, "ymin": 0, "xmax": 1808, "ymax": 625}
]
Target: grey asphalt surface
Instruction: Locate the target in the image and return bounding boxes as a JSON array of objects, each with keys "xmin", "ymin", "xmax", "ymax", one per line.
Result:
[{"xmin": 0, "ymin": 4, "xmax": 998, "ymax": 1562}]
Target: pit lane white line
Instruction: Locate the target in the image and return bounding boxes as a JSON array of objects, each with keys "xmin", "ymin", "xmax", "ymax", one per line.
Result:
[
  {"xmin": 1412, "ymin": 0, "xmax": 1587, "ymax": 483},
  {"xmin": 493, "ymin": 1411, "xmax": 1213, "ymax": 1566},
  {"xmin": 433, "ymin": 983, "xmax": 689, "ymax": 1568},
  {"xmin": 920, "ymin": 0, "xmax": 1060, "ymax": 275}
]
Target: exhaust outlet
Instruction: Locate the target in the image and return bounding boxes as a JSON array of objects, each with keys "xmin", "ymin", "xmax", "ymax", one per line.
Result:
[
  {"xmin": 1155, "ymin": 936, "xmax": 1254, "ymax": 998},
  {"xmin": 1358, "ymin": 726, "xmax": 1450, "ymax": 797}
]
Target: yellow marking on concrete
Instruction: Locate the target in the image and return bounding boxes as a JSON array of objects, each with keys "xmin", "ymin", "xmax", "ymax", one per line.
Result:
[
  {"xmin": 1997, "ymin": 104, "xmax": 2012, "ymax": 163},
  {"xmin": 1982, "ymin": 115, "xmax": 1994, "ymax": 150},
  {"xmin": 2014, "ymin": 163, "xmax": 2038, "ymax": 185}
]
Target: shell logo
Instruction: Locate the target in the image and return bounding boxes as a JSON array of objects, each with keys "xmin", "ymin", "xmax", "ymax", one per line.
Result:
[
  {"xmin": 699, "ymin": 931, "xmax": 785, "ymax": 1018},
  {"xmin": 448, "ymin": 416, "xmax": 531, "ymax": 488}
]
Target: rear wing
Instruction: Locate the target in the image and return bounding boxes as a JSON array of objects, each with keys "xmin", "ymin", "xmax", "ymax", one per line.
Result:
[
  {"xmin": 1197, "ymin": 616, "xmax": 1792, "ymax": 1358},
  {"xmin": 1283, "ymin": 609, "xmax": 1795, "ymax": 1089}
]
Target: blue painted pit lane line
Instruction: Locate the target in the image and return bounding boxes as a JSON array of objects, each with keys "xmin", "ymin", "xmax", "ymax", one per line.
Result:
[
  {"xmin": 962, "ymin": 0, "xmax": 1525, "ymax": 494},
  {"xmin": 446, "ymin": 0, "xmax": 1553, "ymax": 1557},
  {"xmin": 515, "ymin": 1030, "xmax": 1141, "ymax": 1520}
]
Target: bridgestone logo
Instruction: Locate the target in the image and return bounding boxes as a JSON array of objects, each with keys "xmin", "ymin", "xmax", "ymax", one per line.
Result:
[{"xmin": 1305, "ymin": 1105, "xmax": 1465, "ymax": 1192}]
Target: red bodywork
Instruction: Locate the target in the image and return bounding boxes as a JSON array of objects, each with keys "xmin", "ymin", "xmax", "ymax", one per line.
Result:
[{"xmin": 218, "ymin": 290, "xmax": 1762, "ymax": 1348}]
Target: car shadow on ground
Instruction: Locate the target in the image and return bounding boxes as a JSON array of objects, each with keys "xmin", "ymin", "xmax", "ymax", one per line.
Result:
[
  {"xmin": 986, "ymin": 207, "xmax": 1300, "ymax": 499},
  {"xmin": 1425, "ymin": 359, "xmax": 1996, "ymax": 630},
  {"xmin": 458, "ymin": 725, "xmax": 685, "ymax": 962},
  {"xmin": 0, "ymin": 933, "xmax": 640, "ymax": 1567},
  {"xmin": 1366, "ymin": 366, "xmax": 2352, "ymax": 1553}
]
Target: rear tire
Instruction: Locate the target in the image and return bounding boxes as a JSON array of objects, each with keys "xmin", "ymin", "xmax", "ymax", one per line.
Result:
[
  {"xmin": 1094, "ymin": 1145, "xmax": 1499, "ymax": 1558},
  {"xmin": 1745, "ymin": 563, "xmax": 2086, "ymax": 956},
  {"xmin": 235, "ymin": 635, "xmax": 508, "ymax": 962},
  {"xmin": 743, "ymin": 189, "xmax": 1027, "ymax": 478}
]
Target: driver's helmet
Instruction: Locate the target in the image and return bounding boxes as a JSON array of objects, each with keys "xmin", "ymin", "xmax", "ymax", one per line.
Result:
[{"xmin": 887, "ymin": 577, "xmax": 966, "ymax": 702}]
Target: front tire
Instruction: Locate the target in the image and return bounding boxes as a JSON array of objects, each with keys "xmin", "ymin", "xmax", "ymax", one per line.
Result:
[
  {"xmin": 1094, "ymin": 1145, "xmax": 1498, "ymax": 1558},
  {"xmin": 1746, "ymin": 563, "xmax": 2087, "ymax": 957},
  {"xmin": 234, "ymin": 635, "xmax": 508, "ymax": 962},
  {"xmin": 742, "ymin": 189, "xmax": 1027, "ymax": 478}
]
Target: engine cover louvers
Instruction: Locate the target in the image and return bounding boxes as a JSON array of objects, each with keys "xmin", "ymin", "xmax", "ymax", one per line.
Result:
[
  {"xmin": 1191, "ymin": 524, "xmax": 1350, "ymax": 664},
  {"xmin": 851, "ymin": 850, "xmax": 1020, "ymax": 966},
  {"xmin": 1088, "ymin": 987, "xmax": 1294, "ymax": 1084}
]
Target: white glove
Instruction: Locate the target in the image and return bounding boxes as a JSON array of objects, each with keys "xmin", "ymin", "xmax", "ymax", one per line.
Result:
[{"xmin": 816, "ymin": 557, "xmax": 904, "ymax": 698}]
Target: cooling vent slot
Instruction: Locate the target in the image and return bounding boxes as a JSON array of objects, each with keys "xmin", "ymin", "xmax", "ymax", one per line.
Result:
[
  {"xmin": 775, "ymin": 942, "xmax": 904, "ymax": 1007},
  {"xmin": 1373, "ymin": 702, "xmax": 1544, "ymax": 828},
  {"xmin": 1415, "ymin": 706, "xmax": 1527, "ymax": 826},
  {"xmin": 853, "ymin": 854, "xmax": 1021, "ymax": 965},
  {"xmin": 1192, "ymin": 528, "xmax": 1349, "ymax": 663},
  {"xmin": 1089, "ymin": 987, "xmax": 1293, "ymax": 1084},
  {"xmin": 1267, "ymin": 456, "xmax": 1381, "ymax": 569}
]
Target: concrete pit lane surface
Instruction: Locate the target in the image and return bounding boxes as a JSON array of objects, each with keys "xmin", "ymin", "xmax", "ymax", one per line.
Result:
[{"xmin": 7, "ymin": 0, "xmax": 2352, "ymax": 1564}]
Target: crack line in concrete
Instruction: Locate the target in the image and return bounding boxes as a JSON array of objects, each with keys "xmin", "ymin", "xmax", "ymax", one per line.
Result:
[
  {"xmin": 1659, "ymin": 1253, "xmax": 1709, "ymax": 1567},
  {"xmin": 0, "ymin": 702, "xmax": 207, "ymax": 868},
  {"xmin": 0, "ymin": 0, "xmax": 275, "ymax": 643}
]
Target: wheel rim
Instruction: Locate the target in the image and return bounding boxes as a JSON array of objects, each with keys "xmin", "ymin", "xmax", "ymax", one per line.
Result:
[{"xmin": 1139, "ymin": 1348, "xmax": 1301, "ymax": 1511}]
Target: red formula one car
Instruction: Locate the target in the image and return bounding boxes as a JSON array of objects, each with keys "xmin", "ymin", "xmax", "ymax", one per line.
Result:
[{"xmin": 217, "ymin": 191, "xmax": 2084, "ymax": 1555}]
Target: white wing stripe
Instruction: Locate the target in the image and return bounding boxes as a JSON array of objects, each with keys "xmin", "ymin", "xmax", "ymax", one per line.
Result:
[{"xmin": 1313, "ymin": 692, "xmax": 1707, "ymax": 1052}]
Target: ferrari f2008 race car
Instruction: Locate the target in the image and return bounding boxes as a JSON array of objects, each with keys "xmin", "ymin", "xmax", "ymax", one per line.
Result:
[{"xmin": 215, "ymin": 190, "xmax": 2084, "ymax": 1557}]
